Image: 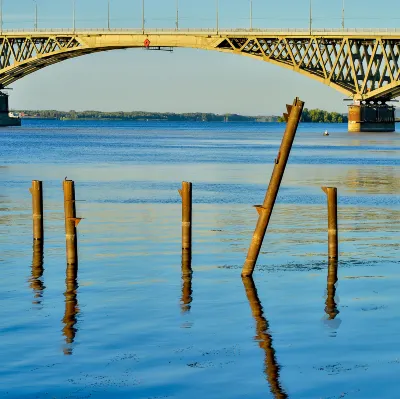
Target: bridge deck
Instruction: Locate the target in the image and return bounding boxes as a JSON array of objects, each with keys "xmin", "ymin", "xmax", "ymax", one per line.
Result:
[{"xmin": 2, "ymin": 28, "xmax": 400, "ymax": 37}]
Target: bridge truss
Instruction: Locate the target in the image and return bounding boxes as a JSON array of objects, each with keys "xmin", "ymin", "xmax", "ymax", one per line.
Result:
[
  {"xmin": 1, "ymin": 30, "xmax": 400, "ymax": 101},
  {"xmin": 218, "ymin": 34, "xmax": 400, "ymax": 101}
]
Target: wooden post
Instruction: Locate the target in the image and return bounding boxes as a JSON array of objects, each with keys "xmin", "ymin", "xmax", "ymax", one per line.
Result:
[
  {"xmin": 63, "ymin": 180, "xmax": 81, "ymax": 266},
  {"xmin": 66, "ymin": 218, "xmax": 78, "ymax": 266},
  {"xmin": 321, "ymin": 187, "xmax": 338, "ymax": 259},
  {"xmin": 242, "ymin": 98, "xmax": 304, "ymax": 277},
  {"xmin": 242, "ymin": 277, "xmax": 288, "ymax": 398},
  {"xmin": 178, "ymin": 182, "xmax": 193, "ymax": 312},
  {"xmin": 178, "ymin": 181, "xmax": 192, "ymax": 257},
  {"xmin": 63, "ymin": 180, "xmax": 76, "ymax": 224},
  {"xmin": 30, "ymin": 180, "xmax": 43, "ymax": 241}
]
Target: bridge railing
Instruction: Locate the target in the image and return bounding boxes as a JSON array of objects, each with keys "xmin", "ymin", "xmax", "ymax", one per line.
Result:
[{"xmin": 2, "ymin": 27, "xmax": 400, "ymax": 35}]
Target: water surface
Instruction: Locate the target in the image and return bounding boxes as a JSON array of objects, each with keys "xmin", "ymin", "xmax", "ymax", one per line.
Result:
[{"xmin": 1, "ymin": 120, "xmax": 399, "ymax": 398}]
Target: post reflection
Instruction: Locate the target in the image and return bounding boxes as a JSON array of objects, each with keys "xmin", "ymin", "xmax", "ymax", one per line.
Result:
[
  {"xmin": 180, "ymin": 249, "xmax": 192, "ymax": 313},
  {"xmin": 62, "ymin": 263, "xmax": 79, "ymax": 355},
  {"xmin": 29, "ymin": 241, "xmax": 45, "ymax": 305},
  {"xmin": 242, "ymin": 277, "xmax": 288, "ymax": 399},
  {"xmin": 325, "ymin": 260, "xmax": 339, "ymax": 320}
]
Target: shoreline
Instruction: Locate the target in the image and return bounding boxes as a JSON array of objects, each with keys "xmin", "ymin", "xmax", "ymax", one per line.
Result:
[{"xmin": 14, "ymin": 108, "xmax": 349, "ymax": 123}]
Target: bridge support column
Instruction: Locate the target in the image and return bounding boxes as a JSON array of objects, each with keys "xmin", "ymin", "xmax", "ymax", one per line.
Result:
[
  {"xmin": 0, "ymin": 91, "xmax": 21, "ymax": 126},
  {"xmin": 348, "ymin": 102, "xmax": 395, "ymax": 133}
]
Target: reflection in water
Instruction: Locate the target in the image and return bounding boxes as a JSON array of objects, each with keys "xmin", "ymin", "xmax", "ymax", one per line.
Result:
[
  {"xmin": 180, "ymin": 249, "xmax": 192, "ymax": 313},
  {"xmin": 325, "ymin": 260, "xmax": 339, "ymax": 320},
  {"xmin": 62, "ymin": 263, "xmax": 79, "ymax": 355},
  {"xmin": 29, "ymin": 241, "xmax": 45, "ymax": 306},
  {"xmin": 242, "ymin": 277, "xmax": 288, "ymax": 399}
]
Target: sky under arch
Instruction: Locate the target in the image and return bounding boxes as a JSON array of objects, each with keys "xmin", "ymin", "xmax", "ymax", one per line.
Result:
[{"xmin": 6, "ymin": 0, "xmax": 400, "ymax": 114}]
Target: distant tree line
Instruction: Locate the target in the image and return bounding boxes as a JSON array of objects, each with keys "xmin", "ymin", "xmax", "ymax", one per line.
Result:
[
  {"xmin": 18, "ymin": 110, "xmax": 267, "ymax": 122},
  {"xmin": 18, "ymin": 108, "xmax": 347, "ymax": 123},
  {"xmin": 278, "ymin": 108, "xmax": 348, "ymax": 123}
]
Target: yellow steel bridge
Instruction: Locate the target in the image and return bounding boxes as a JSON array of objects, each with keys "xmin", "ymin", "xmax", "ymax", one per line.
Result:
[{"xmin": 1, "ymin": 29, "xmax": 400, "ymax": 102}]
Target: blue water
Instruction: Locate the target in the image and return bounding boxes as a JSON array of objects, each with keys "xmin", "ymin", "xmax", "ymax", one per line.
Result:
[{"xmin": 1, "ymin": 120, "xmax": 399, "ymax": 398}]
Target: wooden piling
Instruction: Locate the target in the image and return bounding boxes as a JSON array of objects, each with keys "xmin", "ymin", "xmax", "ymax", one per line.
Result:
[
  {"xmin": 30, "ymin": 180, "xmax": 44, "ymax": 241},
  {"xmin": 242, "ymin": 98, "xmax": 304, "ymax": 277},
  {"xmin": 63, "ymin": 180, "xmax": 80, "ymax": 266},
  {"xmin": 321, "ymin": 187, "xmax": 338, "ymax": 259},
  {"xmin": 63, "ymin": 180, "xmax": 76, "ymax": 223},
  {"xmin": 178, "ymin": 182, "xmax": 193, "ymax": 311},
  {"xmin": 62, "ymin": 179, "xmax": 80, "ymax": 354},
  {"xmin": 66, "ymin": 218, "xmax": 79, "ymax": 266},
  {"xmin": 179, "ymin": 181, "xmax": 192, "ymax": 256}
]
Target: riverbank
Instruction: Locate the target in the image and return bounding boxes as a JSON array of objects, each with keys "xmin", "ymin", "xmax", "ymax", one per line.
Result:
[{"xmin": 16, "ymin": 108, "xmax": 348, "ymax": 123}]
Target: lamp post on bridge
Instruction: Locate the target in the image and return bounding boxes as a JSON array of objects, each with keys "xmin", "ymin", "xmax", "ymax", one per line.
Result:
[
  {"xmin": 216, "ymin": 0, "xmax": 219, "ymax": 33},
  {"xmin": 107, "ymin": 0, "xmax": 110, "ymax": 30},
  {"xmin": 0, "ymin": 0, "xmax": 3, "ymax": 35},
  {"xmin": 309, "ymin": 0, "xmax": 312, "ymax": 34},
  {"xmin": 250, "ymin": 0, "xmax": 253, "ymax": 31},
  {"xmin": 176, "ymin": 0, "xmax": 179, "ymax": 31},
  {"xmin": 342, "ymin": 0, "xmax": 345, "ymax": 30},
  {"xmin": 72, "ymin": 0, "xmax": 76, "ymax": 33},
  {"xmin": 142, "ymin": 0, "xmax": 145, "ymax": 33},
  {"xmin": 33, "ymin": 0, "xmax": 38, "ymax": 31}
]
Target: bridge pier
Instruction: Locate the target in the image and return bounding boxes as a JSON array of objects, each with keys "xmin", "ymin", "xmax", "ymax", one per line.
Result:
[
  {"xmin": 348, "ymin": 102, "xmax": 395, "ymax": 133},
  {"xmin": 0, "ymin": 91, "xmax": 21, "ymax": 126}
]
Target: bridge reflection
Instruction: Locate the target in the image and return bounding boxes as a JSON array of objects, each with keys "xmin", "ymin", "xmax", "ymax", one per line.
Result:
[{"xmin": 242, "ymin": 277, "xmax": 288, "ymax": 399}]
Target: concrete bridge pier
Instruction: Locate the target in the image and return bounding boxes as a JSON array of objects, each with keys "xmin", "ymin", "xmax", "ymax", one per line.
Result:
[
  {"xmin": 348, "ymin": 102, "xmax": 395, "ymax": 132},
  {"xmin": 0, "ymin": 92, "xmax": 21, "ymax": 126}
]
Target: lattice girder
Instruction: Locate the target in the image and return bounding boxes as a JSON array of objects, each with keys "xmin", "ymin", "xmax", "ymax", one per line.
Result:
[
  {"xmin": 1, "ymin": 31, "xmax": 400, "ymax": 101},
  {"xmin": 218, "ymin": 35, "xmax": 400, "ymax": 101}
]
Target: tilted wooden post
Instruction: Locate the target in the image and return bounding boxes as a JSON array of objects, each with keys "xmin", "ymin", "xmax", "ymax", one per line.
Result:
[
  {"xmin": 30, "ymin": 180, "xmax": 44, "ymax": 241},
  {"xmin": 321, "ymin": 187, "xmax": 338, "ymax": 259},
  {"xmin": 242, "ymin": 98, "xmax": 304, "ymax": 277}
]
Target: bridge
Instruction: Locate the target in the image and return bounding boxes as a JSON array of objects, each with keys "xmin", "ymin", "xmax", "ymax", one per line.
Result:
[{"xmin": 1, "ymin": 28, "xmax": 400, "ymax": 131}]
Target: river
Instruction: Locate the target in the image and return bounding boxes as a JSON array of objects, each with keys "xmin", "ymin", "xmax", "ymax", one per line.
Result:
[{"xmin": 0, "ymin": 120, "xmax": 399, "ymax": 398}]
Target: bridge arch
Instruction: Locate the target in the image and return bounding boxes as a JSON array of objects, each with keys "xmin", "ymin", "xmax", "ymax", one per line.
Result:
[{"xmin": 1, "ymin": 30, "xmax": 400, "ymax": 101}]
